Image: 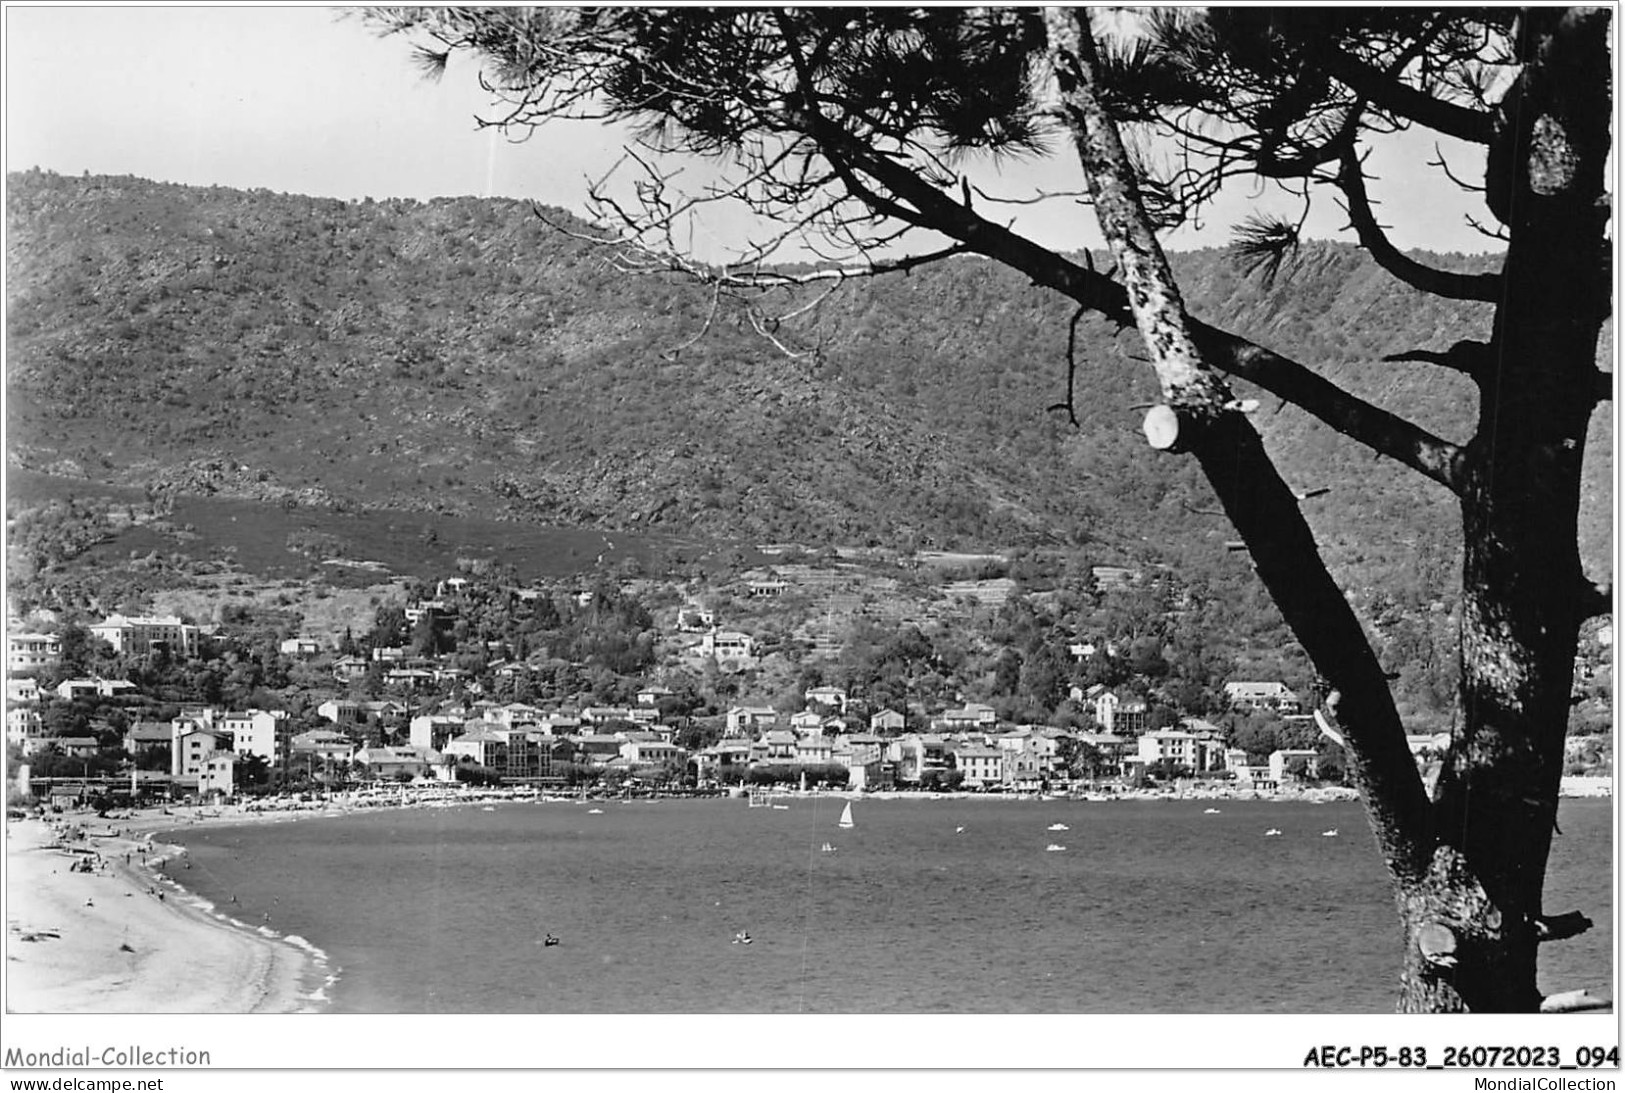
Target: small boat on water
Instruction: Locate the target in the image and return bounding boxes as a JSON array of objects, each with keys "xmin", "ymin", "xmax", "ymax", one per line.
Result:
[
  {"xmin": 587, "ymin": 808, "xmax": 604, "ymax": 815},
  {"xmin": 772, "ymin": 804, "xmax": 789, "ymax": 810},
  {"xmin": 1264, "ymin": 828, "xmax": 1282, "ymax": 837},
  {"xmin": 1045, "ymin": 843, "xmax": 1066, "ymax": 852},
  {"xmin": 1203, "ymin": 808, "xmax": 1221, "ymax": 814},
  {"xmin": 837, "ymin": 802, "xmax": 855, "ymax": 830},
  {"xmin": 1321, "ymin": 829, "xmax": 1339, "ymax": 837},
  {"xmin": 820, "ymin": 843, "xmax": 837, "ymax": 853},
  {"xmin": 732, "ymin": 931, "xmax": 753, "ymax": 945},
  {"xmin": 1046, "ymin": 823, "xmax": 1069, "ymax": 832}
]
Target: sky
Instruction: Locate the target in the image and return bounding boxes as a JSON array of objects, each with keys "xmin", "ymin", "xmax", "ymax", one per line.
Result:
[{"xmin": 5, "ymin": 6, "xmax": 1503, "ymax": 263}]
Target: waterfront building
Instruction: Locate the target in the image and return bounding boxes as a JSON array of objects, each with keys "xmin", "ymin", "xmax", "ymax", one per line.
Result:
[
  {"xmin": 951, "ymin": 743, "xmax": 1005, "ymax": 789},
  {"xmin": 352, "ymin": 746, "xmax": 434, "ymax": 781},
  {"xmin": 1269, "ymin": 748, "xmax": 1321, "ymax": 782},
  {"xmin": 618, "ymin": 739, "xmax": 686, "ymax": 768},
  {"xmin": 219, "ymin": 709, "xmax": 287, "ymax": 762},
  {"xmin": 290, "ymin": 728, "xmax": 357, "ymax": 764},
  {"xmin": 173, "ymin": 729, "xmax": 228, "ymax": 778},
  {"xmin": 200, "ymin": 753, "xmax": 238, "ymax": 797},
  {"xmin": 691, "ymin": 739, "xmax": 753, "ymax": 782},
  {"xmin": 1136, "ymin": 728, "xmax": 1225, "ymax": 773}
]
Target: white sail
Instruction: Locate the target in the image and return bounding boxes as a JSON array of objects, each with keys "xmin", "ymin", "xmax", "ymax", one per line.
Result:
[{"xmin": 837, "ymin": 802, "xmax": 855, "ymax": 829}]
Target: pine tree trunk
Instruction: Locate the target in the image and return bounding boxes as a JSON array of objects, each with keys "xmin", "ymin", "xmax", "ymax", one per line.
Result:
[
  {"xmin": 1395, "ymin": 8, "xmax": 1610, "ymax": 1014},
  {"xmin": 1045, "ymin": 7, "xmax": 1611, "ymax": 1013}
]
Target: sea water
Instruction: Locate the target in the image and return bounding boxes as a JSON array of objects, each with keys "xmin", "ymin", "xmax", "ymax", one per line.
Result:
[{"xmin": 167, "ymin": 797, "xmax": 1613, "ymax": 1013}]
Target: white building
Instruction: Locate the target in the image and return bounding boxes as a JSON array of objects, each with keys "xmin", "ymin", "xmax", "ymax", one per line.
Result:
[
  {"xmin": 55, "ymin": 677, "xmax": 137, "ymax": 700},
  {"xmin": 219, "ymin": 709, "xmax": 287, "ymax": 762},
  {"xmin": 1269, "ymin": 748, "xmax": 1321, "ymax": 782},
  {"xmin": 804, "ymin": 686, "xmax": 849, "ymax": 713},
  {"xmin": 289, "ymin": 729, "xmax": 357, "ymax": 764},
  {"xmin": 7, "ymin": 631, "xmax": 61, "ymax": 672},
  {"xmin": 410, "ymin": 714, "xmax": 466, "ymax": 750},
  {"xmin": 173, "ymin": 729, "xmax": 227, "ymax": 778},
  {"xmin": 1224, "ymin": 681, "xmax": 1303, "ymax": 714},
  {"xmin": 200, "ymin": 753, "xmax": 238, "ymax": 797},
  {"xmin": 701, "ymin": 630, "xmax": 758, "ymax": 664},
  {"xmin": 726, "ymin": 706, "xmax": 778, "ymax": 734},
  {"xmin": 6, "ymin": 706, "xmax": 45, "ymax": 752},
  {"xmin": 935, "ymin": 703, "xmax": 997, "ymax": 729},
  {"xmin": 619, "ymin": 740, "xmax": 687, "ymax": 767},
  {"xmin": 1138, "ymin": 729, "xmax": 1201, "ymax": 769},
  {"xmin": 1095, "ymin": 692, "xmax": 1149, "ymax": 735},
  {"xmin": 869, "ymin": 709, "xmax": 906, "ymax": 733},
  {"xmin": 89, "ymin": 614, "xmax": 200, "ymax": 658},
  {"xmin": 953, "ymin": 744, "xmax": 1005, "ymax": 789},
  {"xmin": 317, "ymin": 699, "xmax": 363, "ymax": 724}
]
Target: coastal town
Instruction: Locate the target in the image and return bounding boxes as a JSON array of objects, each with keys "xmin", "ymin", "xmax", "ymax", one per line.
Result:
[{"xmin": 10, "ymin": 556, "xmax": 1611, "ymax": 812}]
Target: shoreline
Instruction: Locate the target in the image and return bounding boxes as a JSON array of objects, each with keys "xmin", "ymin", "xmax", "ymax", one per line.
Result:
[
  {"xmin": 5, "ymin": 810, "xmax": 330, "ymax": 1014},
  {"xmin": 9, "ymin": 779, "xmax": 1608, "ymax": 1013}
]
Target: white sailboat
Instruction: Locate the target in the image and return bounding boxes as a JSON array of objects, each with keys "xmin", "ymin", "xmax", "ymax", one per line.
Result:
[{"xmin": 837, "ymin": 802, "xmax": 855, "ymax": 830}]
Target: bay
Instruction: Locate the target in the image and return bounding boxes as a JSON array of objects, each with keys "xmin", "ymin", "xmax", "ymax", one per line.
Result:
[{"xmin": 167, "ymin": 797, "xmax": 1613, "ymax": 1013}]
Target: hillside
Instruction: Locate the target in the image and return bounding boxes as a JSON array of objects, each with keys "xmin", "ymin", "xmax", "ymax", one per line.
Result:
[{"xmin": 5, "ymin": 170, "xmax": 1612, "ymax": 599}]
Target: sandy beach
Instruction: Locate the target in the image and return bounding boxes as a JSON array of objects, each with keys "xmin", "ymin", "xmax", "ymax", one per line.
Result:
[{"xmin": 5, "ymin": 809, "xmax": 322, "ymax": 1013}]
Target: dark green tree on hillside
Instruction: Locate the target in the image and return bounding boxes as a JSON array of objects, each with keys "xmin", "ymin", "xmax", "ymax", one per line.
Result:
[{"xmin": 371, "ymin": 7, "xmax": 1611, "ymax": 1012}]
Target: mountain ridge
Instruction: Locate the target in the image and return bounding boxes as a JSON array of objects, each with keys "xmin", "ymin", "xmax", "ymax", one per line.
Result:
[{"xmin": 5, "ymin": 170, "xmax": 1611, "ymax": 591}]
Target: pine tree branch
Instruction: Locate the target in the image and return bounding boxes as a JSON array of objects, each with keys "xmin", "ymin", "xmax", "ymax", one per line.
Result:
[
  {"xmin": 1319, "ymin": 47, "xmax": 1497, "ymax": 144},
  {"xmin": 1190, "ymin": 324, "xmax": 1469, "ymax": 493},
  {"xmin": 1338, "ymin": 149, "xmax": 1502, "ymax": 302},
  {"xmin": 1383, "ymin": 340, "xmax": 1491, "ymax": 379},
  {"xmin": 833, "ymin": 140, "xmax": 1472, "ymax": 493}
]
